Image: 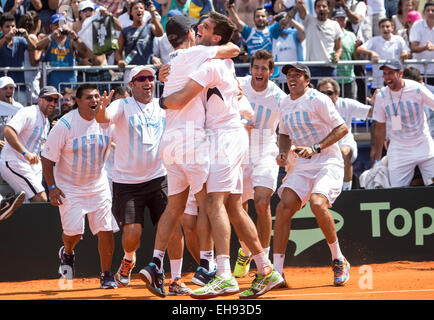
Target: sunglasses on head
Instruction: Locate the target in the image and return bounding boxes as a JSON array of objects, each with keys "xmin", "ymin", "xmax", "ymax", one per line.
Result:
[
  {"xmin": 44, "ymin": 96, "xmax": 59, "ymax": 103},
  {"xmin": 320, "ymin": 90, "xmax": 335, "ymax": 96},
  {"xmin": 133, "ymin": 75, "xmax": 154, "ymax": 82}
]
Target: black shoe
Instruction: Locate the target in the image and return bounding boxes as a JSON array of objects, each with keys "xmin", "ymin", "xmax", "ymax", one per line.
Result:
[
  {"xmin": 0, "ymin": 191, "xmax": 25, "ymax": 221},
  {"xmin": 139, "ymin": 262, "xmax": 166, "ymax": 297},
  {"xmin": 100, "ymin": 271, "xmax": 118, "ymax": 289},
  {"xmin": 58, "ymin": 246, "xmax": 75, "ymax": 280}
]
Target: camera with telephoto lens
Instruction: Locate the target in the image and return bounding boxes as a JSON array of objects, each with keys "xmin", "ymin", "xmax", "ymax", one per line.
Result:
[
  {"xmin": 15, "ymin": 30, "xmax": 25, "ymax": 36},
  {"xmin": 60, "ymin": 29, "xmax": 69, "ymax": 36}
]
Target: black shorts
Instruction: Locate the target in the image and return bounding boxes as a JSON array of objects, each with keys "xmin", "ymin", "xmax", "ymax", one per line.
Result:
[{"xmin": 112, "ymin": 175, "xmax": 168, "ymax": 227}]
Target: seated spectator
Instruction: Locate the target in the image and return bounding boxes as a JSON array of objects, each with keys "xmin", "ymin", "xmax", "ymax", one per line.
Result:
[
  {"xmin": 116, "ymin": 0, "xmax": 164, "ymax": 83},
  {"xmin": 226, "ymin": 0, "xmax": 294, "ymax": 58},
  {"xmin": 317, "ymin": 77, "xmax": 372, "ymax": 190},
  {"xmin": 409, "ymin": 1, "xmax": 434, "ymax": 86},
  {"xmin": 36, "ymin": 14, "xmax": 90, "ymax": 91},
  {"xmin": 333, "ymin": 7, "xmax": 358, "ymax": 99},
  {"xmin": 295, "ymin": 0, "xmax": 343, "ymax": 87},
  {"xmin": 0, "ymin": 13, "xmax": 37, "ymax": 106},
  {"xmin": 356, "ymin": 17, "xmax": 410, "ymax": 92}
]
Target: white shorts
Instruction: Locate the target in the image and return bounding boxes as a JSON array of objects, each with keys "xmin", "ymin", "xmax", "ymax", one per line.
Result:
[
  {"xmin": 184, "ymin": 191, "xmax": 198, "ymax": 216},
  {"xmin": 338, "ymin": 133, "xmax": 358, "ymax": 163},
  {"xmin": 278, "ymin": 160, "xmax": 344, "ymax": 208},
  {"xmin": 0, "ymin": 160, "xmax": 45, "ymax": 200},
  {"xmin": 242, "ymin": 152, "xmax": 279, "ymax": 203},
  {"xmin": 207, "ymin": 128, "xmax": 248, "ymax": 194},
  {"xmin": 59, "ymin": 191, "xmax": 119, "ymax": 236},
  {"xmin": 387, "ymin": 136, "xmax": 434, "ymax": 187},
  {"xmin": 160, "ymin": 131, "xmax": 209, "ymax": 196}
]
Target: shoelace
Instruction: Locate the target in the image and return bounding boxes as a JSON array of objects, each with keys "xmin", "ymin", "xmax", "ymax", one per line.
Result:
[
  {"xmin": 119, "ymin": 259, "xmax": 134, "ymax": 277},
  {"xmin": 333, "ymin": 263, "xmax": 345, "ymax": 276},
  {"xmin": 62, "ymin": 254, "xmax": 74, "ymax": 265},
  {"xmin": 237, "ymin": 252, "xmax": 252, "ymax": 266}
]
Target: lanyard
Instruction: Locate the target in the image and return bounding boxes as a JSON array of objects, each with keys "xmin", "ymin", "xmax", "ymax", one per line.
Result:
[
  {"xmin": 388, "ymin": 87, "xmax": 404, "ymax": 117},
  {"xmin": 133, "ymin": 98, "xmax": 155, "ymax": 126}
]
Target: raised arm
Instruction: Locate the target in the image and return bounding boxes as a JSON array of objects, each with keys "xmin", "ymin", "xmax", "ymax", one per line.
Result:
[
  {"xmin": 214, "ymin": 42, "xmax": 241, "ymax": 59},
  {"xmin": 160, "ymin": 79, "xmax": 204, "ymax": 110},
  {"xmin": 225, "ymin": 0, "xmax": 246, "ymax": 33}
]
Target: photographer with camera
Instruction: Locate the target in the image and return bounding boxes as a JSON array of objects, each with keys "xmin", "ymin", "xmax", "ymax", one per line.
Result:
[
  {"xmin": 0, "ymin": 13, "xmax": 37, "ymax": 106},
  {"xmin": 36, "ymin": 13, "xmax": 91, "ymax": 92}
]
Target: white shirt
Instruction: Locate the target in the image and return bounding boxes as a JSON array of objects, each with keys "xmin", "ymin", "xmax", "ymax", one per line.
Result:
[
  {"xmin": 1, "ymin": 105, "xmax": 49, "ymax": 162},
  {"xmin": 360, "ymin": 35, "xmax": 410, "ymax": 88},
  {"xmin": 41, "ymin": 109, "xmax": 112, "ymax": 196},
  {"xmin": 153, "ymin": 34, "xmax": 175, "ymax": 65},
  {"xmin": 105, "ymin": 97, "xmax": 166, "ymax": 183},
  {"xmin": 409, "ymin": 19, "xmax": 434, "ymax": 75},
  {"xmin": 335, "ymin": 97, "xmax": 371, "ymax": 134},
  {"xmin": 238, "ymin": 75, "xmax": 286, "ymax": 151},
  {"xmin": 190, "ymin": 59, "xmax": 243, "ymax": 131},
  {"xmin": 367, "ymin": 0, "xmax": 385, "ymax": 15},
  {"xmin": 163, "ymin": 45, "xmax": 218, "ymax": 132},
  {"xmin": 302, "ymin": 15, "xmax": 343, "ymax": 62},
  {"xmin": 279, "ymin": 88, "xmax": 345, "ymax": 166},
  {"xmin": 373, "ymin": 79, "xmax": 434, "ymax": 143}
]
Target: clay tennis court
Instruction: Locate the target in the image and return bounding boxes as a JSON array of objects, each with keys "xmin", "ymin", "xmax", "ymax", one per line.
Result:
[{"xmin": 1, "ymin": 260, "xmax": 433, "ymax": 300}]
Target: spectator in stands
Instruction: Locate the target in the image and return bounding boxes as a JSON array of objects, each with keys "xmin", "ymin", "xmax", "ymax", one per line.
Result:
[
  {"xmin": 295, "ymin": 0, "xmax": 343, "ymax": 87},
  {"xmin": 29, "ymin": 0, "xmax": 61, "ymax": 34},
  {"xmin": 112, "ymin": 85, "xmax": 131, "ymax": 101},
  {"xmin": 397, "ymin": 10, "xmax": 422, "ymax": 48},
  {"xmin": 317, "ymin": 77, "xmax": 372, "ymax": 190},
  {"xmin": 231, "ymin": 0, "xmax": 267, "ymax": 28},
  {"xmin": 95, "ymin": 0, "xmax": 124, "ymax": 16},
  {"xmin": 226, "ymin": 0, "xmax": 294, "ymax": 58},
  {"xmin": 366, "ymin": 0, "xmax": 387, "ymax": 38},
  {"xmin": 356, "ymin": 17, "xmax": 410, "ymax": 92},
  {"xmin": 385, "ymin": 0, "xmax": 399, "ymax": 18},
  {"xmin": 116, "ymin": 0, "xmax": 164, "ymax": 83},
  {"xmin": 372, "ymin": 59, "xmax": 434, "ymax": 187},
  {"xmin": 409, "ymin": 1, "xmax": 434, "ymax": 85},
  {"xmin": 36, "ymin": 13, "xmax": 90, "ymax": 91},
  {"xmin": 0, "ymin": 76, "xmax": 24, "ymax": 109},
  {"xmin": 0, "ymin": 0, "xmax": 31, "ymax": 25},
  {"xmin": 0, "ymin": 86, "xmax": 61, "ymax": 202},
  {"xmin": 118, "ymin": 0, "xmax": 161, "ymax": 29},
  {"xmin": 332, "ymin": 7, "xmax": 358, "ymax": 99},
  {"xmin": 50, "ymin": 87, "xmax": 77, "ymax": 127},
  {"xmin": 0, "ymin": 13, "xmax": 37, "ymax": 106},
  {"xmin": 392, "ymin": 0, "xmax": 415, "ymax": 34},
  {"xmin": 17, "ymin": 10, "xmax": 43, "ymax": 104}
]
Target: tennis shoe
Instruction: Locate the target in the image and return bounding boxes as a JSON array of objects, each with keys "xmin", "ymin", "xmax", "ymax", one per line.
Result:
[
  {"xmin": 100, "ymin": 271, "xmax": 118, "ymax": 289},
  {"xmin": 168, "ymin": 278, "xmax": 191, "ymax": 296},
  {"xmin": 139, "ymin": 262, "xmax": 166, "ymax": 297},
  {"xmin": 190, "ymin": 275, "xmax": 239, "ymax": 299},
  {"xmin": 233, "ymin": 247, "xmax": 252, "ymax": 278},
  {"xmin": 0, "ymin": 191, "xmax": 25, "ymax": 221},
  {"xmin": 333, "ymin": 258, "xmax": 350, "ymax": 286},
  {"xmin": 58, "ymin": 246, "xmax": 75, "ymax": 280},
  {"xmin": 239, "ymin": 270, "xmax": 284, "ymax": 299},
  {"xmin": 115, "ymin": 253, "xmax": 136, "ymax": 286},
  {"xmin": 192, "ymin": 265, "xmax": 216, "ymax": 286}
]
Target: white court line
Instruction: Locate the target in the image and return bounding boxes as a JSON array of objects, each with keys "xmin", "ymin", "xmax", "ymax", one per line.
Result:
[{"xmin": 267, "ymin": 288, "xmax": 434, "ymax": 298}]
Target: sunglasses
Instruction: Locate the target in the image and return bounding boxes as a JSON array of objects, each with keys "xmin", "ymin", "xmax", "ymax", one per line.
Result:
[
  {"xmin": 44, "ymin": 96, "xmax": 59, "ymax": 103},
  {"xmin": 320, "ymin": 90, "xmax": 335, "ymax": 96},
  {"xmin": 133, "ymin": 75, "xmax": 154, "ymax": 82}
]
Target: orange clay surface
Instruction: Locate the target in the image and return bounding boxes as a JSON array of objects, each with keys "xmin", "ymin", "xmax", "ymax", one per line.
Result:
[{"xmin": 0, "ymin": 261, "xmax": 433, "ymax": 300}]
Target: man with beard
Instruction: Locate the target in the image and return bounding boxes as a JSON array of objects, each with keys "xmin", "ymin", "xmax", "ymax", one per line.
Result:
[
  {"xmin": 0, "ymin": 86, "xmax": 60, "ymax": 203},
  {"xmin": 372, "ymin": 59, "xmax": 434, "ymax": 187},
  {"xmin": 41, "ymin": 84, "xmax": 119, "ymax": 289},
  {"xmin": 296, "ymin": 0, "xmax": 343, "ymax": 87},
  {"xmin": 226, "ymin": 0, "xmax": 294, "ymax": 58},
  {"xmin": 158, "ymin": 11, "xmax": 284, "ymax": 299},
  {"xmin": 275, "ymin": 63, "xmax": 350, "ymax": 286}
]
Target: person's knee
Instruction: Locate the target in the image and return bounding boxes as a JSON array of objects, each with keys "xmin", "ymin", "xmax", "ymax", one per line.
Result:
[
  {"xmin": 181, "ymin": 214, "xmax": 197, "ymax": 234},
  {"xmin": 309, "ymin": 194, "xmax": 329, "ymax": 214},
  {"xmin": 254, "ymin": 194, "xmax": 271, "ymax": 215},
  {"xmin": 29, "ymin": 191, "xmax": 47, "ymax": 202}
]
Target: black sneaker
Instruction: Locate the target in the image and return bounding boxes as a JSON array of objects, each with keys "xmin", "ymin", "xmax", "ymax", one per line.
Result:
[
  {"xmin": 58, "ymin": 246, "xmax": 75, "ymax": 280},
  {"xmin": 0, "ymin": 191, "xmax": 25, "ymax": 221},
  {"xmin": 100, "ymin": 271, "xmax": 118, "ymax": 289},
  {"xmin": 191, "ymin": 265, "xmax": 217, "ymax": 286},
  {"xmin": 139, "ymin": 262, "xmax": 166, "ymax": 297}
]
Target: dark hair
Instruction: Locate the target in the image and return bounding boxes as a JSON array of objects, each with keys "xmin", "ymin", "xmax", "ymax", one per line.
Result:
[
  {"xmin": 317, "ymin": 77, "xmax": 340, "ymax": 95},
  {"xmin": 403, "ymin": 66, "xmax": 422, "ymax": 82},
  {"xmin": 209, "ymin": 11, "xmax": 236, "ymax": 45},
  {"xmin": 424, "ymin": 1, "xmax": 434, "ymax": 11},
  {"xmin": 0, "ymin": 13, "xmax": 16, "ymax": 28},
  {"xmin": 253, "ymin": 7, "xmax": 268, "ymax": 17},
  {"xmin": 250, "ymin": 49, "xmax": 275, "ymax": 71},
  {"xmin": 75, "ymin": 84, "xmax": 99, "ymax": 99},
  {"xmin": 113, "ymin": 85, "xmax": 131, "ymax": 97},
  {"xmin": 314, "ymin": 0, "xmax": 330, "ymax": 8},
  {"xmin": 378, "ymin": 17, "xmax": 393, "ymax": 27},
  {"xmin": 129, "ymin": 0, "xmax": 145, "ymax": 20},
  {"xmin": 17, "ymin": 11, "xmax": 40, "ymax": 33}
]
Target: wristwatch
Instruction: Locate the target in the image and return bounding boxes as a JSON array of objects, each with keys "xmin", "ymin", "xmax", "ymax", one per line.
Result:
[
  {"xmin": 312, "ymin": 143, "xmax": 321, "ymax": 153},
  {"xmin": 159, "ymin": 96, "xmax": 167, "ymax": 110}
]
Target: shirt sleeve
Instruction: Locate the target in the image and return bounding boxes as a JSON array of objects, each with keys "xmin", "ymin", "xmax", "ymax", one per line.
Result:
[
  {"xmin": 41, "ymin": 119, "xmax": 67, "ymax": 163},
  {"xmin": 190, "ymin": 45, "xmax": 219, "ymax": 61},
  {"xmin": 409, "ymin": 21, "xmax": 421, "ymax": 43},
  {"xmin": 372, "ymin": 89, "xmax": 387, "ymax": 123},
  {"xmin": 316, "ymin": 96, "xmax": 345, "ymax": 129},
  {"xmin": 6, "ymin": 108, "xmax": 29, "ymax": 135},
  {"xmin": 269, "ymin": 22, "xmax": 281, "ymax": 39},
  {"xmin": 189, "ymin": 60, "xmax": 217, "ymax": 88},
  {"xmin": 241, "ymin": 24, "xmax": 252, "ymax": 40},
  {"xmin": 420, "ymin": 84, "xmax": 434, "ymax": 110},
  {"xmin": 346, "ymin": 98, "xmax": 371, "ymax": 119}
]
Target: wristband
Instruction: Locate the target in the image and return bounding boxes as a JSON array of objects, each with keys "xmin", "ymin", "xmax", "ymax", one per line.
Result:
[
  {"xmin": 374, "ymin": 159, "xmax": 380, "ymax": 163},
  {"xmin": 48, "ymin": 184, "xmax": 57, "ymax": 190},
  {"xmin": 159, "ymin": 97, "xmax": 168, "ymax": 110},
  {"xmin": 22, "ymin": 150, "xmax": 27, "ymax": 156}
]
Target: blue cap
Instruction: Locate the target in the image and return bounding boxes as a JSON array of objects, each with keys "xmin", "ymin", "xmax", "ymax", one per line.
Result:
[
  {"xmin": 167, "ymin": 9, "xmax": 184, "ymax": 18},
  {"xmin": 379, "ymin": 59, "xmax": 403, "ymax": 71},
  {"xmin": 50, "ymin": 13, "xmax": 66, "ymax": 24}
]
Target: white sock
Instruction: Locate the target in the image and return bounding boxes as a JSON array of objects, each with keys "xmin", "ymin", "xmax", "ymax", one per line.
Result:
[
  {"xmin": 342, "ymin": 181, "xmax": 352, "ymax": 191},
  {"xmin": 253, "ymin": 252, "xmax": 271, "ymax": 275},
  {"xmin": 239, "ymin": 241, "xmax": 251, "ymax": 256},
  {"xmin": 124, "ymin": 251, "xmax": 135, "ymax": 261},
  {"xmin": 273, "ymin": 253, "xmax": 285, "ymax": 275},
  {"xmin": 152, "ymin": 249, "xmax": 165, "ymax": 272},
  {"xmin": 263, "ymin": 247, "xmax": 270, "ymax": 260},
  {"xmin": 216, "ymin": 255, "xmax": 232, "ymax": 280},
  {"xmin": 328, "ymin": 239, "xmax": 344, "ymax": 261},
  {"xmin": 170, "ymin": 259, "xmax": 183, "ymax": 283},
  {"xmin": 200, "ymin": 250, "xmax": 215, "ymax": 272}
]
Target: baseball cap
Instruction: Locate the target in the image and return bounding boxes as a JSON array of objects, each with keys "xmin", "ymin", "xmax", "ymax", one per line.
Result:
[
  {"xmin": 406, "ymin": 10, "xmax": 422, "ymax": 23},
  {"xmin": 79, "ymin": 0, "xmax": 95, "ymax": 11},
  {"xmin": 50, "ymin": 13, "xmax": 67, "ymax": 24},
  {"xmin": 128, "ymin": 66, "xmax": 156, "ymax": 83},
  {"xmin": 39, "ymin": 86, "xmax": 63, "ymax": 98},
  {"xmin": 0, "ymin": 76, "xmax": 16, "ymax": 89},
  {"xmin": 166, "ymin": 15, "xmax": 198, "ymax": 44},
  {"xmin": 379, "ymin": 59, "xmax": 403, "ymax": 71},
  {"xmin": 332, "ymin": 8, "xmax": 347, "ymax": 18},
  {"xmin": 282, "ymin": 62, "xmax": 311, "ymax": 78},
  {"xmin": 167, "ymin": 9, "xmax": 184, "ymax": 18}
]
